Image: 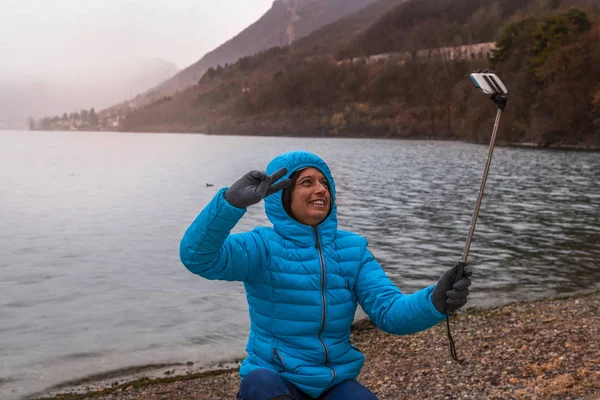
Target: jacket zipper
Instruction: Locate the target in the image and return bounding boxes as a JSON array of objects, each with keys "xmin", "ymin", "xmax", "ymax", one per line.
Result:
[{"xmin": 315, "ymin": 227, "xmax": 336, "ymax": 382}]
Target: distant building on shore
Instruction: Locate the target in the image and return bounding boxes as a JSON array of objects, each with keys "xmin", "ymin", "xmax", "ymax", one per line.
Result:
[{"xmin": 343, "ymin": 42, "xmax": 496, "ymax": 65}]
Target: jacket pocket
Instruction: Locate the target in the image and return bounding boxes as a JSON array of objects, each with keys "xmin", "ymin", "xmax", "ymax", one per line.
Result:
[
  {"xmin": 272, "ymin": 348, "xmax": 287, "ymax": 372},
  {"xmin": 271, "ymin": 347, "xmax": 302, "ymax": 374}
]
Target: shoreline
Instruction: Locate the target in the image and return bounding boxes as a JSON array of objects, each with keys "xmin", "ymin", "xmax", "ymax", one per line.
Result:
[
  {"xmin": 33, "ymin": 290, "xmax": 600, "ymax": 400},
  {"xmin": 8, "ymin": 129, "xmax": 600, "ymax": 152}
]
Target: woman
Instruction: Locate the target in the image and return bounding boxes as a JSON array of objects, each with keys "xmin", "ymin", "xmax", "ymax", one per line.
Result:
[{"xmin": 180, "ymin": 150, "xmax": 472, "ymax": 400}]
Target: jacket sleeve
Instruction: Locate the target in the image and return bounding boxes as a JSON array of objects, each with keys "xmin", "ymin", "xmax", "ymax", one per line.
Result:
[
  {"xmin": 179, "ymin": 188, "xmax": 266, "ymax": 282},
  {"xmin": 355, "ymin": 247, "xmax": 445, "ymax": 335}
]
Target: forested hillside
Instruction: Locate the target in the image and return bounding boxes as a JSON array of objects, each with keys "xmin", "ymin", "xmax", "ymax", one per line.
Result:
[{"xmin": 40, "ymin": 0, "xmax": 600, "ymax": 148}]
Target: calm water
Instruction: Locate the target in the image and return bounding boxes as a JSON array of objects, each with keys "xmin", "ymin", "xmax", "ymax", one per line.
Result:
[{"xmin": 1, "ymin": 131, "xmax": 599, "ymax": 399}]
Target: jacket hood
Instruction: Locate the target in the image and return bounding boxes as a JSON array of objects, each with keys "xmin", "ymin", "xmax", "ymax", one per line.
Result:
[{"xmin": 264, "ymin": 151, "xmax": 337, "ymax": 244}]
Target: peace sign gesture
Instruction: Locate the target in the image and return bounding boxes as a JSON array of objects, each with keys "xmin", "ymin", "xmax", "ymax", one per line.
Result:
[{"xmin": 224, "ymin": 168, "xmax": 291, "ymax": 208}]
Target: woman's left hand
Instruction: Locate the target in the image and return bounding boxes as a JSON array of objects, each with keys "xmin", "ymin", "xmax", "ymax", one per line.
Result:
[{"xmin": 431, "ymin": 262, "xmax": 473, "ymax": 314}]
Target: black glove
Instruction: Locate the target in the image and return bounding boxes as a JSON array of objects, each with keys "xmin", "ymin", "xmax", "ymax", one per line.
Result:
[
  {"xmin": 431, "ymin": 261, "xmax": 473, "ymax": 314},
  {"xmin": 223, "ymin": 168, "xmax": 290, "ymax": 208}
]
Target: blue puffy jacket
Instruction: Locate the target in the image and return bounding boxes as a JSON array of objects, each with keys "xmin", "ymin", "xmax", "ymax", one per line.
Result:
[{"xmin": 180, "ymin": 150, "xmax": 445, "ymax": 398}]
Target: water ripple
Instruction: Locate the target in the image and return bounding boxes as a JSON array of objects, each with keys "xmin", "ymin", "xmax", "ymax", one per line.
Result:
[{"xmin": 0, "ymin": 132, "xmax": 599, "ymax": 400}]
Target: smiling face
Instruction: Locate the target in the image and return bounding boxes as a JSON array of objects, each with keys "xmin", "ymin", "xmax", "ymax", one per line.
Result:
[{"xmin": 289, "ymin": 167, "xmax": 331, "ymax": 226}]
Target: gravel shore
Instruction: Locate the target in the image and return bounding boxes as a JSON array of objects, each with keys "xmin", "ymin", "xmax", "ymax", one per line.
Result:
[{"xmin": 37, "ymin": 291, "xmax": 600, "ymax": 400}]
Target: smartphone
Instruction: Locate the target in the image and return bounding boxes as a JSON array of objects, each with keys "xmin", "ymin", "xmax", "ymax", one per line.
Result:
[{"xmin": 470, "ymin": 72, "xmax": 508, "ymax": 96}]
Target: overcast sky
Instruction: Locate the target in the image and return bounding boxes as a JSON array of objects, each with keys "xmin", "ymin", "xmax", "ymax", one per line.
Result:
[{"xmin": 0, "ymin": 0, "xmax": 274, "ymax": 79}]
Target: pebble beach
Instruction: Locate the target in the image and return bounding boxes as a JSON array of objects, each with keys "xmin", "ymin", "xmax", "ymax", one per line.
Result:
[{"xmin": 36, "ymin": 291, "xmax": 600, "ymax": 400}]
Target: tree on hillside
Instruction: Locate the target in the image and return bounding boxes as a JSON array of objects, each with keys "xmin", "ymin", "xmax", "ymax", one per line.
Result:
[
  {"xmin": 492, "ymin": 8, "xmax": 598, "ymax": 144},
  {"xmin": 89, "ymin": 108, "xmax": 98, "ymax": 127},
  {"xmin": 526, "ymin": 8, "xmax": 591, "ymax": 81},
  {"xmin": 538, "ymin": 29, "xmax": 600, "ymax": 140},
  {"xmin": 593, "ymin": 87, "xmax": 600, "ymax": 132}
]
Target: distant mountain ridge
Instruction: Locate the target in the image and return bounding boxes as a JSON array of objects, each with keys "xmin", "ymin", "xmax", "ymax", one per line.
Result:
[{"xmin": 143, "ymin": 0, "xmax": 378, "ymax": 100}]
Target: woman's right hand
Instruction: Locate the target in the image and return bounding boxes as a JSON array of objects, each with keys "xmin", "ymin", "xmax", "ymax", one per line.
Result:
[
  {"xmin": 223, "ymin": 168, "xmax": 290, "ymax": 208},
  {"xmin": 431, "ymin": 262, "xmax": 473, "ymax": 314}
]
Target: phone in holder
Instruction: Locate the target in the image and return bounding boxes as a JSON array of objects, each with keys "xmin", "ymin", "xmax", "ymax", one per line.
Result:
[{"xmin": 470, "ymin": 72, "xmax": 508, "ymax": 96}]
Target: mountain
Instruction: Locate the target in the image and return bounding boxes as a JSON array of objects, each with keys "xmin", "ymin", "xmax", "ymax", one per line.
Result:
[
  {"xmin": 142, "ymin": 0, "xmax": 380, "ymax": 101},
  {"xmin": 0, "ymin": 58, "xmax": 179, "ymax": 129},
  {"xmin": 38, "ymin": 0, "xmax": 600, "ymax": 148},
  {"xmin": 113, "ymin": 0, "xmax": 600, "ymax": 148}
]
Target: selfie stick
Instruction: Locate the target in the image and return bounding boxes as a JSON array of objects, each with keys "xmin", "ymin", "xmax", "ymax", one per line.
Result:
[
  {"xmin": 446, "ymin": 71, "xmax": 507, "ymax": 362},
  {"xmin": 461, "ymin": 71, "xmax": 508, "ymax": 265}
]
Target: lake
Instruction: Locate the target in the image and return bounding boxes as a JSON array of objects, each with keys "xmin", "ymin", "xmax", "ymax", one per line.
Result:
[{"xmin": 1, "ymin": 130, "xmax": 599, "ymax": 399}]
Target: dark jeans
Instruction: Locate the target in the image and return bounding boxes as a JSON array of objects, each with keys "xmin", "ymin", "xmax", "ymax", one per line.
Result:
[{"xmin": 237, "ymin": 368, "xmax": 378, "ymax": 400}]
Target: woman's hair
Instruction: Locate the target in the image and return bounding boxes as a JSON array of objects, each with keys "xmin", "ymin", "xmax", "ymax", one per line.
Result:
[{"xmin": 282, "ymin": 169, "xmax": 304, "ymax": 219}]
